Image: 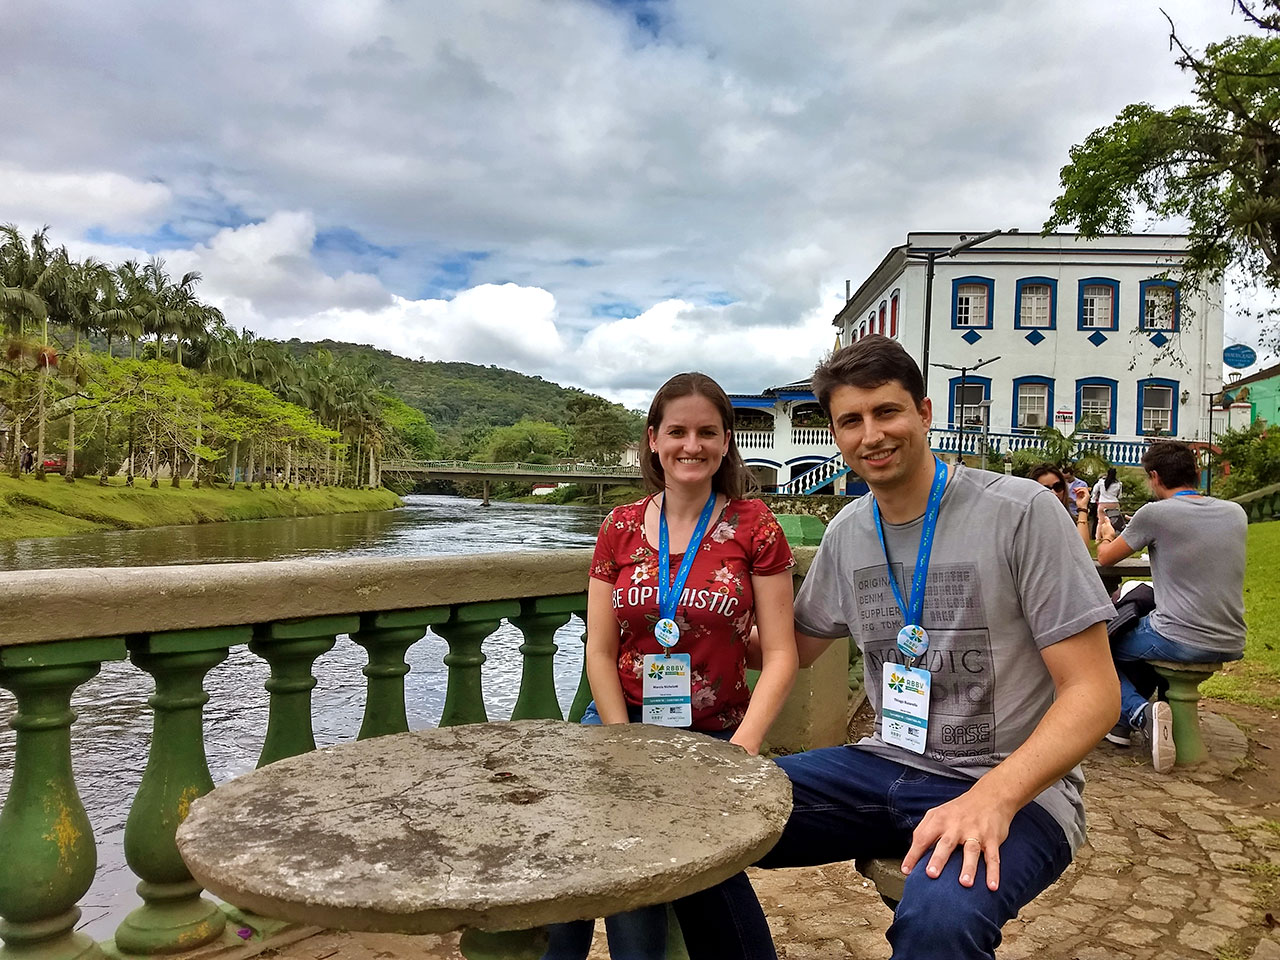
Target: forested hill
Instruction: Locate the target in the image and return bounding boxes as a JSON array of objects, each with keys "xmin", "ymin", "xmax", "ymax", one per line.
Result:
[{"xmin": 282, "ymin": 338, "xmax": 639, "ymax": 433}]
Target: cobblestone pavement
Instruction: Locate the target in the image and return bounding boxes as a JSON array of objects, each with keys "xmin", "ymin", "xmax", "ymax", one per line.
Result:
[{"xmin": 260, "ymin": 710, "xmax": 1280, "ymax": 960}]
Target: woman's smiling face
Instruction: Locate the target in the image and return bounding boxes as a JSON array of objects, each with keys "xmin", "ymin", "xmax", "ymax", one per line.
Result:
[{"xmin": 648, "ymin": 393, "xmax": 730, "ymax": 489}]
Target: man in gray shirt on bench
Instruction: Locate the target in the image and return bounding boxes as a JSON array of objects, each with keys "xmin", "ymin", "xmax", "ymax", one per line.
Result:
[{"xmin": 1096, "ymin": 440, "xmax": 1247, "ymax": 772}]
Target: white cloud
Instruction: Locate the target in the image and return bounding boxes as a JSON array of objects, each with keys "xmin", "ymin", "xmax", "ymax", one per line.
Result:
[
  {"xmin": 0, "ymin": 164, "xmax": 171, "ymax": 234},
  {"xmin": 286, "ymin": 283, "xmax": 567, "ymax": 372},
  {"xmin": 1, "ymin": 0, "xmax": 1269, "ymax": 402}
]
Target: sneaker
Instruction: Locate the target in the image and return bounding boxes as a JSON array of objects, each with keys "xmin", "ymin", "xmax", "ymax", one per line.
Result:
[
  {"xmin": 1103, "ymin": 723, "xmax": 1131, "ymax": 747},
  {"xmin": 1134, "ymin": 701, "xmax": 1174, "ymax": 773}
]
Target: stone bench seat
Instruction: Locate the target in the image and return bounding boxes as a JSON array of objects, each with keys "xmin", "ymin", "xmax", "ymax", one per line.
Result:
[
  {"xmin": 1147, "ymin": 659, "xmax": 1224, "ymax": 766},
  {"xmin": 855, "ymin": 858, "xmax": 905, "ymax": 910}
]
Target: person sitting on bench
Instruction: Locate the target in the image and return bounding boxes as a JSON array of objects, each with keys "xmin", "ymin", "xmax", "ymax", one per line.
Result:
[{"xmin": 1096, "ymin": 440, "xmax": 1247, "ymax": 773}]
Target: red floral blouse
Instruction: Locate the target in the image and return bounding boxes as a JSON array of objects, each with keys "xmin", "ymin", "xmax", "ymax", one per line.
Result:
[{"xmin": 589, "ymin": 496, "xmax": 795, "ymax": 731}]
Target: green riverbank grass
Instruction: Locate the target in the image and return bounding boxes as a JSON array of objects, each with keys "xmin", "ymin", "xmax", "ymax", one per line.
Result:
[
  {"xmin": 0, "ymin": 474, "xmax": 401, "ymax": 542},
  {"xmin": 1202, "ymin": 521, "xmax": 1280, "ymax": 709}
]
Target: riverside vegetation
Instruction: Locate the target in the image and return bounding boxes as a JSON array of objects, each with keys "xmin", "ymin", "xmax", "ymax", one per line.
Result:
[
  {"xmin": 0, "ymin": 225, "xmax": 643, "ymax": 536},
  {"xmin": 0, "ymin": 474, "xmax": 399, "ymax": 541}
]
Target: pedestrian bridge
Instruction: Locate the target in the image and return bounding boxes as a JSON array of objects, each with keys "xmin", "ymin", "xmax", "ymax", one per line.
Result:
[
  {"xmin": 380, "ymin": 459, "xmax": 642, "ymax": 503},
  {"xmin": 381, "ymin": 459, "xmax": 641, "ymax": 483}
]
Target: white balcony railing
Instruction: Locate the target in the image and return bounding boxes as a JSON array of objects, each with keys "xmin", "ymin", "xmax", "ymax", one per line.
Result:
[
  {"xmin": 790, "ymin": 426, "xmax": 832, "ymax": 446},
  {"xmin": 734, "ymin": 430, "xmax": 775, "ymax": 450}
]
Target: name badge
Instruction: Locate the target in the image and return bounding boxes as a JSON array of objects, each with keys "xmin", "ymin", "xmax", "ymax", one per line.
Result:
[
  {"xmin": 881, "ymin": 661, "xmax": 930, "ymax": 755},
  {"xmin": 642, "ymin": 653, "xmax": 692, "ymax": 726}
]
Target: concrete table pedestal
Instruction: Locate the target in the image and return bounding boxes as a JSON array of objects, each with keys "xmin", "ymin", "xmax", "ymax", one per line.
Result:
[{"xmin": 176, "ymin": 720, "xmax": 792, "ymax": 959}]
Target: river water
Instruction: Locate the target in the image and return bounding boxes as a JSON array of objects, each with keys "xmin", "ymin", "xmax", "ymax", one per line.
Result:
[{"xmin": 0, "ymin": 495, "xmax": 611, "ymax": 940}]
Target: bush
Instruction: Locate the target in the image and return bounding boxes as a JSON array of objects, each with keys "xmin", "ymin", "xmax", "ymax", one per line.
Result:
[
  {"xmin": 1009, "ymin": 448, "xmax": 1047, "ymax": 478},
  {"xmin": 1215, "ymin": 422, "xmax": 1280, "ymax": 499}
]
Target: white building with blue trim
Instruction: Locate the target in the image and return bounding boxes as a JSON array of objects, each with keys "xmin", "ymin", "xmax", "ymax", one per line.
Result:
[{"xmin": 736, "ymin": 231, "xmax": 1225, "ymax": 495}]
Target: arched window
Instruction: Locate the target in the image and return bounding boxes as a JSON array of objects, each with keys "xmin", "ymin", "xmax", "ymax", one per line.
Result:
[
  {"xmin": 1075, "ymin": 378, "xmax": 1119, "ymax": 434},
  {"xmin": 1014, "ymin": 278, "xmax": 1057, "ymax": 329},
  {"xmin": 951, "ymin": 277, "xmax": 994, "ymax": 329},
  {"xmin": 878, "ymin": 302, "xmax": 887, "ymax": 335},
  {"xmin": 1137, "ymin": 377, "xmax": 1179, "ymax": 435},
  {"xmin": 1140, "ymin": 279, "xmax": 1179, "ymax": 331},
  {"xmin": 890, "ymin": 291, "xmax": 899, "ymax": 338},
  {"xmin": 1011, "ymin": 376, "xmax": 1054, "ymax": 431},
  {"xmin": 1078, "ymin": 278, "xmax": 1119, "ymax": 331}
]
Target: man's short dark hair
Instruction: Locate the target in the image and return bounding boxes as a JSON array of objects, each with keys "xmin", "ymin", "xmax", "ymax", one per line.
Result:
[
  {"xmin": 1141, "ymin": 440, "xmax": 1199, "ymax": 489},
  {"xmin": 811, "ymin": 335, "xmax": 925, "ymax": 417}
]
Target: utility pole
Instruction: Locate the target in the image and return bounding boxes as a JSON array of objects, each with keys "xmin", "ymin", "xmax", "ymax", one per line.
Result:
[
  {"xmin": 1201, "ymin": 390, "xmax": 1219, "ymax": 495},
  {"xmin": 932, "ymin": 357, "xmax": 1002, "ymax": 460}
]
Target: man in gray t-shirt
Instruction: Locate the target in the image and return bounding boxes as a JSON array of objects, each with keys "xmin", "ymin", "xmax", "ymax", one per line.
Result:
[
  {"xmin": 673, "ymin": 339, "xmax": 1119, "ymax": 960},
  {"xmin": 1097, "ymin": 440, "xmax": 1247, "ymax": 759}
]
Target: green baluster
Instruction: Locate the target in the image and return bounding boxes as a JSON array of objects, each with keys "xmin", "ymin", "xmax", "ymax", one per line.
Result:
[
  {"xmin": 0, "ymin": 637, "xmax": 126, "ymax": 960},
  {"xmin": 105, "ymin": 628, "xmax": 249, "ymax": 958},
  {"xmin": 250, "ymin": 615, "xmax": 356, "ymax": 766},
  {"xmin": 509, "ymin": 594, "xmax": 583, "ymax": 721},
  {"xmin": 567, "ymin": 602, "xmax": 592, "ymax": 723},
  {"xmin": 458, "ymin": 927, "xmax": 547, "ymax": 960},
  {"xmin": 435, "ymin": 602, "xmax": 518, "ymax": 727},
  {"xmin": 352, "ymin": 607, "xmax": 448, "ymax": 740}
]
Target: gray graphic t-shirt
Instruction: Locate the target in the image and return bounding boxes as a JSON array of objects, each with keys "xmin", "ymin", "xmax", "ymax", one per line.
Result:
[
  {"xmin": 795, "ymin": 467, "xmax": 1115, "ymax": 852},
  {"xmin": 1120, "ymin": 496, "xmax": 1247, "ymax": 655}
]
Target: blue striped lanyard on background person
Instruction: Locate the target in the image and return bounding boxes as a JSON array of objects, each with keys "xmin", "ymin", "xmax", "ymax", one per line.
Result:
[
  {"xmin": 873, "ymin": 458, "xmax": 948, "ymax": 665},
  {"xmin": 654, "ymin": 490, "xmax": 718, "ymax": 652},
  {"xmin": 1173, "ymin": 490, "xmax": 1200, "ymax": 497}
]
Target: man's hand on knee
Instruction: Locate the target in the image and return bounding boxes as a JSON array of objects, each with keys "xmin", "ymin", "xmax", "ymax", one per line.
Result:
[{"xmin": 899, "ymin": 792, "xmax": 1015, "ymax": 892}]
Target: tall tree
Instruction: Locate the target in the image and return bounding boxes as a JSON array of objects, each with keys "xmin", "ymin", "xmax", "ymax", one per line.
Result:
[{"xmin": 1046, "ymin": 2, "xmax": 1280, "ymax": 347}]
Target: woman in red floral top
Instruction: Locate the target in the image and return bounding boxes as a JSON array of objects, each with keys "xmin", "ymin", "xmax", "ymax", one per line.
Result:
[{"xmin": 543, "ymin": 372, "xmax": 798, "ymax": 960}]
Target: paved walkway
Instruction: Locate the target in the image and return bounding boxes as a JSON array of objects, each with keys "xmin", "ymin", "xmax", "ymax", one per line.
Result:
[{"xmin": 252, "ymin": 712, "xmax": 1280, "ymax": 960}]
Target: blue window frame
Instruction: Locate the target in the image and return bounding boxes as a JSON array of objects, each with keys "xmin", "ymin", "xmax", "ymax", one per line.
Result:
[
  {"xmin": 1011, "ymin": 376, "xmax": 1054, "ymax": 431},
  {"xmin": 1077, "ymin": 278, "xmax": 1119, "ymax": 331},
  {"xmin": 1075, "ymin": 377, "xmax": 1118, "ymax": 434},
  {"xmin": 1139, "ymin": 279, "xmax": 1179, "ymax": 332},
  {"xmin": 1136, "ymin": 377, "xmax": 1179, "ymax": 436},
  {"xmin": 1014, "ymin": 278, "xmax": 1057, "ymax": 330},
  {"xmin": 950, "ymin": 277, "xmax": 994, "ymax": 329},
  {"xmin": 948, "ymin": 375, "xmax": 992, "ymax": 429}
]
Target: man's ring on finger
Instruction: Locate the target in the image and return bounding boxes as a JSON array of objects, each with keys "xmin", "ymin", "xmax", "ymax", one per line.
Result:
[{"xmin": 963, "ymin": 837, "xmax": 981, "ymax": 845}]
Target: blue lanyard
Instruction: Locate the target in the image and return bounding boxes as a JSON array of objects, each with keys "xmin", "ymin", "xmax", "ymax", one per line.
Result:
[
  {"xmin": 1173, "ymin": 490, "xmax": 1199, "ymax": 497},
  {"xmin": 658, "ymin": 491, "xmax": 718, "ymax": 623},
  {"xmin": 873, "ymin": 459, "xmax": 948, "ymax": 630}
]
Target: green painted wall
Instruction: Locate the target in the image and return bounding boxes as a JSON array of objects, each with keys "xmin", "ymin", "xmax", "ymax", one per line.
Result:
[{"xmin": 1250, "ymin": 377, "xmax": 1280, "ymax": 427}]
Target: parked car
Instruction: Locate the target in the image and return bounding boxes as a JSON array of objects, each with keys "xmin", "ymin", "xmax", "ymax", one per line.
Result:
[{"xmin": 41, "ymin": 455, "xmax": 66, "ymax": 474}]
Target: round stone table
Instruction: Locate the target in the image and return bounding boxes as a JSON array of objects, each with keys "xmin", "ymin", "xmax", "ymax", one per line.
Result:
[{"xmin": 176, "ymin": 719, "xmax": 791, "ymax": 959}]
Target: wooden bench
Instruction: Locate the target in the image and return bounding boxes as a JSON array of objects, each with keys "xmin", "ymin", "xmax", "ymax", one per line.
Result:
[{"xmin": 1148, "ymin": 659, "xmax": 1224, "ymax": 765}]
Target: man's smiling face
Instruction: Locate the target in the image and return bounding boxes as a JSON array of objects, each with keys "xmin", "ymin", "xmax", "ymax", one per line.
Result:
[{"xmin": 827, "ymin": 381, "xmax": 933, "ymax": 490}]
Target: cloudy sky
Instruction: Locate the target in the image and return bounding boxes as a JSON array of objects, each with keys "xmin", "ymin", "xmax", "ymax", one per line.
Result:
[{"xmin": 1, "ymin": 0, "xmax": 1265, "ymax": 407}]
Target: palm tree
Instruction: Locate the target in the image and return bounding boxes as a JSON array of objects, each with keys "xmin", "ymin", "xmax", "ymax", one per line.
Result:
[
  {"xmin": 0, "ymin": 227, "xmax": 68, "ymax": 479},
  {"xmin": 49, "ymin": 257, "xmax": 114, "ymax": 482}
]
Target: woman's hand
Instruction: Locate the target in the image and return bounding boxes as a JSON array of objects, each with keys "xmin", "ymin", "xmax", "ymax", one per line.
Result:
[
  {"xmin": 1074, "ymin": 486, "xmax": 1090, "ymax": 512},
  {"xmin": 728, "ymin": 731, "xmax": 762, "ymax": 755}
]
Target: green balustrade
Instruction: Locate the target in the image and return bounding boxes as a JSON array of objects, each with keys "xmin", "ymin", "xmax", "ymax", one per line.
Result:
[
  {"xmin": 567, "ymin": 601, "xmax": 592, "ymax": 723},
  {"xmin": 435, "ymin": 601, "xmax": 519, "ymax": 727},
  {"xmin": 0, "ymin": 636, "xmax": 126, "ymax": 960},
  {"xmin": 106, "ymin": 628, "xmax": 249, "ymax": 958},
  {"xmin": 509, "ymin": 595, "xmax": 583, "ymax": 721},
  {"xmin": 352, "ymin": 607, "xmax": 448, "ymax": 739},
  {"xmin": 458, "ymin": 927, "xmax": 547, "ymax": 960},
  {"xmin": 250, "ymin": 615, "xmax": 356, "ymax": 766}
]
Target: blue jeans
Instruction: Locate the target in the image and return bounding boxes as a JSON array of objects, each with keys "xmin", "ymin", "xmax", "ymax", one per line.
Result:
[
  {"xmin": 1111, "ymin": 614, "xmax": 1235, "ymax": 726},
  {"xmin": 542, "ymin": 702, "xmax": 736, "ymax": 960},
  {"xmin": 672, "ymin": 747, "xmax": 1072, "ymax": 960}
]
